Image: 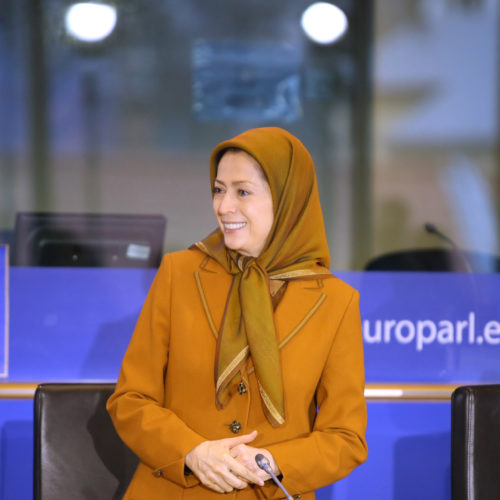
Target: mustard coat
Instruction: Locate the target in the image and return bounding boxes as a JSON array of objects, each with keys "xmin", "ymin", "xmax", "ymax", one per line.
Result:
[{"xmin": 107, "ymin": 248, "xmax": 368, "ymax": 500}]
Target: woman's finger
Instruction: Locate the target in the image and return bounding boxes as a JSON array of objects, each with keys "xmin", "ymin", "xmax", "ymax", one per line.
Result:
[
  {"xmin": 233, "ymin": 453, "xmax": 270, "ymax": 479},
  {"xmin": 185, "ymin": 437, "xmax": 263, "ymax": 491},
  {"xmin": 229, "ymin": 443, "xmax": 246, "ymax": 457},
  {"xmin": 221, "ymin": 429, "xmax": 258, "ymax": 448},
  {"xmin": 206, "ymin": 482, "xmax": 225, "ymax": 494},
  {"xmin": 202, "ymin": 460, "xmax": 254, "ymax": 492},
  {"xmin": 213, "ymin": 464, "xmax": 249, "ymax": 491},
  {"xmin": 229, "ymin": 443, "xmax": 279, "ymax": 479},
  {"xmin": 224, "ymin": 454, "xmax": 264, "ymax": 486}
]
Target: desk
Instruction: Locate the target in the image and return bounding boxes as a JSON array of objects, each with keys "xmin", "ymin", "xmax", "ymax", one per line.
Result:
[{"xmin": 1, "ymin": 268, "xmax": 499, "ymax": 499}]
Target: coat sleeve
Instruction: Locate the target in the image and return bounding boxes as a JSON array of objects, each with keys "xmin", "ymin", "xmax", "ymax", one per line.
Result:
[
  {"xmin": 265, "ymin": 289, "xmax": 368, "ymax": 498},
  {"xmin": 106, "ymin": 254, "xmax": 205, "ymax": 488}
]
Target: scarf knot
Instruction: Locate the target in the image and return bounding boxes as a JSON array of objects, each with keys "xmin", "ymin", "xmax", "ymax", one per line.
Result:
[{"xmin": 235, "ymin": 254, "xmax": 254, "ymax": 273}]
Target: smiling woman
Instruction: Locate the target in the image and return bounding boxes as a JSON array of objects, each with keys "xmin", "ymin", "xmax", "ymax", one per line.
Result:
[
  {"xmin": 213, "ymin": 149, "xmax": 274, "ymax": 258},
  {"xmin": 107, "ymin": 127, "xmax": 368, "ymax": 499}
]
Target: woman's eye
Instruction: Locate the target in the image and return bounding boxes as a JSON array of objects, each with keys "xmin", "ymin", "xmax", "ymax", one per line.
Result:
[
  {"xmin": 238, "ymin": 189, "xmax": 249, "ymax": 196},
  {"xmin": 213, "ymin": 187, "xmax": 223, "ymax": 194}
]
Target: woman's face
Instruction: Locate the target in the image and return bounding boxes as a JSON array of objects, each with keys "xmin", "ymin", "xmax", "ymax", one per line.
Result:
[{"xmin": 213, "ymin": 149, "xmax": 274, "ymax": 258}]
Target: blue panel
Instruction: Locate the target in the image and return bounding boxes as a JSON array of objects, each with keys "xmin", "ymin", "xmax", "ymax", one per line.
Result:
[
  {"xmin": 3, "ymin": 268, "xmax": 494, "ymax": 499},
  {"xmin": 338, "ymin": 271, "xmax": 500, "ymax": 383},
  {"xmin": 8, "ymin": 267, "xmax": 155, "ymax": 381},
  {"xmin": 0, "ymin": 246, "xmax": 7, "ymax": 378},
  {"xmin": 0, "ymin": 399, "xmax": 33, "ymax": 500},
  {"xmin": 316, "ymin": 402, "xmax": 451, "ymax": 500},
  {"xmin": 0, "ymin": 400, "xmax": 451, "ymax": 500},
  {"xmin": 6, "ymin": 268, "xmax": 500, "ymax": 384}
]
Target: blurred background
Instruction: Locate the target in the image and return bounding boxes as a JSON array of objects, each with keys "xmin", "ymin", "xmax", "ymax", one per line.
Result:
[{"xmin": 0, "ymin": 0, "xmax": 498, "ymax": 270}]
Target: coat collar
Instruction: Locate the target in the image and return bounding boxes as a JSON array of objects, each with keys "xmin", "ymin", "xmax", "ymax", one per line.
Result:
[{"xmin": 194, "ymin": 255, "xmax": 327, "ymax": 346}]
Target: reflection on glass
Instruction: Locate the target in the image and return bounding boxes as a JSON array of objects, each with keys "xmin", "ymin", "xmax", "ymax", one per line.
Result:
[{"xmin": 192, "ymin": 41, "xmax": 302, "ymax": 123}]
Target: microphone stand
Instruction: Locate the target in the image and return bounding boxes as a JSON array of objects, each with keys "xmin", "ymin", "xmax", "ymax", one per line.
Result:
[
  {"xmin": 255, "ymin": 454, "xmax": 293, "ymax": 500},
  {"xmin": 424, "ymin": 222, "xmax": 481, "ymax": 300},
  {"xmin": 424, "ymin": 222, "xmax": 473, "ymax": 273}
]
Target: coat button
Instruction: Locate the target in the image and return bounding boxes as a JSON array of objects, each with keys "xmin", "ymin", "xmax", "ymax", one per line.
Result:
[
  {"xmin": 238, "ymin": 382, "xmax": 247, "ymax": 395},
  {"xmin": 154, "ymin": 470, "xmax": 162, "ymax": 478},
  {"xmin": 229, "ymin": 420, "xmax": 242, "ymax": 434},
  {"xmin": 293, "ymin": 495, "xmax": 301, "ymax": 499}
]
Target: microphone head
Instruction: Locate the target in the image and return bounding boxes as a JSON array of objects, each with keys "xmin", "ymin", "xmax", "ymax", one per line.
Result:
[
  {"xmin": 424, "ymin": 222, "xmax": 437, "ymax": 234},
  {"xmin": 255, "ymin": 453, "xmax": 270, "ymax": 471}
]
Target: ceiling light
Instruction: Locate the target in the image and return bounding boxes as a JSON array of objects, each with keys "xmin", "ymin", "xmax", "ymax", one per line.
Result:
[
  {"xmin": 301, "ymin": 2, "xmax": 348, "ymax": 45},
  {"xmin": 65, "ymin": 2, "xmax": 117, "ymax": 43}
]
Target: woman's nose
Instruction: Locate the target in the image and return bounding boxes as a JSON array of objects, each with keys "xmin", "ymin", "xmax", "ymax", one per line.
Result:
[{"xmin": 218, "ymin": 193, "xmax": 236, "ymax": 214}]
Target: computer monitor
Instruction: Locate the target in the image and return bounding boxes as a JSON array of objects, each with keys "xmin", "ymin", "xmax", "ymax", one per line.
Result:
[{"xmin": 13, "ymin": 212, "xmax": 166, "ymax": 268}]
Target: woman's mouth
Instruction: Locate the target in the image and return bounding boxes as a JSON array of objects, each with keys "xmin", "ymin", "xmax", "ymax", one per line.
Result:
[{"xmin": 222, "ymin": 222, "xmax": 246, "ymax": 232}]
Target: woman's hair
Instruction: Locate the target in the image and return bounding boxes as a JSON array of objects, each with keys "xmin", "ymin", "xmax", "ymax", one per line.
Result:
[
  {"xmin": 220, "ymin": 146, "xmax": 240, "ymax": 156},
  {"xmin": 217, "ymin": 147, "xmax": 269, "ymax": 183}
]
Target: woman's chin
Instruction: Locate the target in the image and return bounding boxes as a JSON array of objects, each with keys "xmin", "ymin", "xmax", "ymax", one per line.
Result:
[
  {"xmin": 223, "ymin": 240, "xmax": 253, "ymax": 257},
  {"xmin": 223, "ymin": 234, "xmax": 242, "ymax": 249}
]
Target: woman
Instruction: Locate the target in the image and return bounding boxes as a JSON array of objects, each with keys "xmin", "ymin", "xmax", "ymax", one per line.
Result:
[{"xmin": 107, "ymin": 127, "xmax": 368, "ymax": 499}]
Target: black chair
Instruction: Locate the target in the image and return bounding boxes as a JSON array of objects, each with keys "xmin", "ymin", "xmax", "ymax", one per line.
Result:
[
  {"xmin": 365, "ymin": 248, "xmax": 500, "ymax": 272},
  {"xmin": 34, "ymin": 383, "xmax": 138, "ymax": 500},
  {"xmin": 451, "ymin": 385, "xmax": 500, "ymax": 500}
]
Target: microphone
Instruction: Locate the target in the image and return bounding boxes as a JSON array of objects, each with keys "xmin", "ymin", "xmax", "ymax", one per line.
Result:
[
  {"xmin": 424, "ymin": 223, "xmax": 457, "ymax": 249},
  {"xmin": 255, "ymin": 454, "xmax": 293, "ymax": 500},
  {"xmin": 424, "ymin": 222, "xmax": 473, "ymax": 272}
]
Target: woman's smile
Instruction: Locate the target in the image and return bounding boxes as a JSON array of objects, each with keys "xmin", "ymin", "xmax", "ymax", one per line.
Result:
[{"xmin": 222, "ymin": 221, "xmax": 247, "ymax": 232}]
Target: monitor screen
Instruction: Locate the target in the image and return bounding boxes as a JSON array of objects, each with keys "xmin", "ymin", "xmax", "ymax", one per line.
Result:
[{"xmin": 13, "ymin": 212, "xmax": 166, "ymax": 268}]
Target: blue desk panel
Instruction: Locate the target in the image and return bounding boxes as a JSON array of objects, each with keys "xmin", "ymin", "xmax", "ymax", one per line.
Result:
[
  {"xmin": 8, "ymin": 267, "xmax": 155, "ymax": 381},
  {"xmin": 3, "ymin": 267, "xmax": 497, "ymax": 500},
  {"xmin": 0, "ymin": 399, "xmax": 33, "ymax": 500},
  {"xmin": 0, "ymin": 401, "xmax": 451, "ymax": 500},
  {"xmin": 5, "ymin": 268, "xmax": 500, "ymax": 383}
]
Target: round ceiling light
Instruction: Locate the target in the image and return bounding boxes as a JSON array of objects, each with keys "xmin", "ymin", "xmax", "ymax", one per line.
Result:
[
  {"xmin": 301, "ymin": 2, "xmax": 348, "ymax": 45},
  {"xmin": 65, "ymin": 2, "xmax": 117, "ymax": 43}
]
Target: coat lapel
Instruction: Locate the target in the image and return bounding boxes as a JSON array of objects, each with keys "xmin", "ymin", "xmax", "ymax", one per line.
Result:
[
  {"xmin": 195, "ymin": 255, "xmax": 328, "ymax": 347},
  {"xmin": 194, "ymin": 256, "xmax": 232, "ymax": 339},
  {"xmin": 274, "ymin": 279, "xmax": 327, "ymax": 347}
]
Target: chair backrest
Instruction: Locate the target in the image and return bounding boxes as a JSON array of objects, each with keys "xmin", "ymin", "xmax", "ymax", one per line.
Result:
[
  {"xmin": 34, "ymin": 383, "xmax": 138, "ymax": 500},
  {"xmin": 451, "ymin": 384, "xmax": 500, "ymax": 500},
  {"xmin": 364, "ymin": 248, "xmax": 500, "ymax": 272}
]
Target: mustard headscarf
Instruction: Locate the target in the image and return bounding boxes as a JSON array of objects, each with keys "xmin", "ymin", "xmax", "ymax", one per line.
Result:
[{"xmin": 195, "ymin": 127, "xmax": 331, "ymax": 427}]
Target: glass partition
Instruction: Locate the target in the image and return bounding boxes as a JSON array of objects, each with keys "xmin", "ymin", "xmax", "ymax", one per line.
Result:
[
  {"xmin": 372, "ymin": 0, "xmax": 499, "ymax": 271},
  {"xmin": 0, "ymin": 0, "xmax": 498, "ymax": 269},
  {"xmin": 0, "ymin": 0, "xmax": 372, "ymax": 269}
]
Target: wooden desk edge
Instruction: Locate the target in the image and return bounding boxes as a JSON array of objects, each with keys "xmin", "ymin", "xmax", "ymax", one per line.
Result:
[{"xmin": 0, "ymin": 382, "xmax": 468, "ymax": 400}]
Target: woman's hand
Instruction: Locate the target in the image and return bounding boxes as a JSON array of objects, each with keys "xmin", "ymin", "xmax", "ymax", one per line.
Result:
[
  {"xmin": 230, "ymin": 443, "xmax": 281, "ymax": 482},
  {"xmin": 185, "ymin": 430, "xmax": 265, "ymax": 494}
]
